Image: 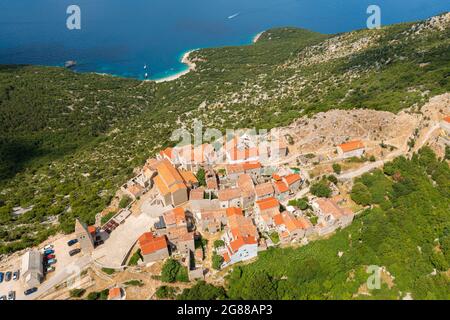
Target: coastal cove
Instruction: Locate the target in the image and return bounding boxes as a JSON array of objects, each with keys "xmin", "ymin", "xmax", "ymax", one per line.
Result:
[{"xmin": 1, "ymin": 0, "xmax": 449, "ymax": 80}]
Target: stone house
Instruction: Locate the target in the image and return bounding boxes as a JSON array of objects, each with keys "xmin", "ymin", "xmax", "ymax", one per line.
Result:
[
  {"xmin": 218, "ymin": 187, "xmax": 242, "ymax": 208},
  {"xmin": 337, "ymin": 140, "xmax": 365, "ymax": 159},
  {"xmin": 138, "ymin": 232, "xmax": 169, "ymax": 264}
]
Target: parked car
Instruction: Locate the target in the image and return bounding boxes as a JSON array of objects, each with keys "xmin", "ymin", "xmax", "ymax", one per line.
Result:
[
  {"xmin": 0, "ymin": 272, "xmax": 4, "ymax": 283},
  {"xmin": 24, "ymin": 287, "xmax": 38, "ymax": 296},
  {"xmin": 46, "ymin": 254, "xmax": 55, "ymax": 259},
  {"xmin": 47, "ymin": 259, "xmax": 57, "ymax": 265},
  {"xmin": 43, "ymin": 244, "xmax": 54, "ymax": 250},
  {"xmin": 43, "ymin": 249, "xmax": 54, "ymax": 255},
  {"xmin": 5, "ymin": 271, "xmax": 12, "ymax": 281},
  {"xmin": 0, "ymin": 295, "xmax": 6, "ymax": 300},
  {"xmin": 13, "ymin": 270, "xmax": 20, "ymax": 281},
  {"xmin": 7, "ymin": 291, "xmax": 15, "ymax": 300},
  {"xmin": 46, "ymin": 266, "xmax": 55, "ymax": 273},
  {"xmin": 69, "ymin": 248, "xmax": 81, "ymax": 256},
  {"xmin": 67, "ymin": 239, "xmax": 78, "ymax": 246}
]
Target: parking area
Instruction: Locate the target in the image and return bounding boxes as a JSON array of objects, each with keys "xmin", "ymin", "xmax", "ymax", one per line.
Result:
[
  {"xmin": 0, "ymin": 233, "xmax": 87, "ymax": 300},
  {"xmin": 0, "ymin": 259, "xmax": 24, "ymax": 300},
  {"xmin": 92, "ymin": 200, "xmax": 170, "ymax": 268}
]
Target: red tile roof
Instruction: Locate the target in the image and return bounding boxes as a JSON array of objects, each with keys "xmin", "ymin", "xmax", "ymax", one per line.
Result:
[
  {"xmin": 163, "ymin": 207, "xmax": 186, "ymax": 226},
  {"xmin": 242, "ymin": 161, "xmax": 262, "ymax": 171},
  {"xmin": 273, "ymin": 214, "xmax": 284, "ymax": 226},
  {"xmin": 159, "ymin": 147, "xmax": 174, "ymax": 160},
  {"xmin": 444, "ymin": 116, "xmax": 450, "ymax": 123},
  {"xmin": 284, "ymin": 173, "xmax": 301, "ymax": 186},
  {"xmin": 189, "ymin": 188, "xmax": 204, "ymax": 200},
  {"xmin": 338, "ymin": 140, "xmax": 364, "ymax": 153},
  {"xmin": 180, "ymin": 170, "xmax": 198, "ymax": 186},
  {"xmin": 255, "ymin": 182, "xmax": 274, "ymax": 197},
  {"xmin": 256, "ymin": 197, "xmax": 279, "ymax": 211},
  {"xmin": 237, "ymin": 174, "xmax": 255, "ymax": 197},
  {"xmin": 229, "ymin": 236, "xmax": 257, "ymax": 252},
  {"xmin": 138, "ymin": 232, "xmax": 168, "ymax": 255},
  {"xmin": 274, "ymin": 181, "xmax": 289, "ymax": 193},
  {"xmin": 226, "ymin": 207, "xmax": 243, "ymax": 217},
  {"xmin": 108, "ymin": 287, "xmax": 122, "ymax": 300},
  {"xmin": 228, "ymin": 147, "xmax": 259, "ymax": 161},
  {"xmin": 155, "ymin": 159, "xmax": 187, "ymax": 195},
  {"xmin": 272, "ymin": 173, "xmax": 282, "ymax": 181},
  {"xmin": 218, "ymin": 187, "xmax": 241, "ymax": 201},
  {"xmin": 315, "ymin": 198, "xmax": 354, "ymax": 219}
]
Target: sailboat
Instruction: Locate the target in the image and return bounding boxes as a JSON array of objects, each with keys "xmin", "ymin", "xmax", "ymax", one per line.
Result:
[
  {"xmin": 144, "ymin": 72, "xmax": 148, "ymax": 79},
  {"xmin": 144, "ymin": 64, "xmax": 147, "ymax": 70}
]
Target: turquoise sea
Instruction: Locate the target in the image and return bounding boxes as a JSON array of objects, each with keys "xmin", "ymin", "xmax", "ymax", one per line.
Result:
[{"xmin": 0, "ymin": 0, "xmax": 449, "ymax": 80}]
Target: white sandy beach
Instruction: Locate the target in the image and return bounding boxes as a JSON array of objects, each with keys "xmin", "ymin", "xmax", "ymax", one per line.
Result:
[
  {"xmin": 152, "ymin": 31, "xmax": 264, "ymax": 83},
  {"xmin": 154, "ymin": 49, "xmax": 197, "ymax": 83},
  {"xmin": 253, "ymin": 31, "xmax": 264, "ymax": 43}
]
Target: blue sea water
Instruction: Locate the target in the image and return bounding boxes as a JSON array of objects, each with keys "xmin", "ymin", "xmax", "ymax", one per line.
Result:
[{"xmin": 0, "ymin": 0, "xmax": 449, "ymax": 80}]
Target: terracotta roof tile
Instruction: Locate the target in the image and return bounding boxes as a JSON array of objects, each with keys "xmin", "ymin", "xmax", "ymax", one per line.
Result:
[
  {"xmin": 218, "ymin": 187, "xmax": 241, "ymax": 201},
  {"xmin": 226, "ymin": 207, "xmax": 243, "ymax": 217},
  {"xmin": 272, "ymin": 173, "xmax": 282, "ymax": 181},
  {"xmin": 274, "ymin": 181, "xmax": 289, "ymax": 193},
  {"xmin": 138, "ymin": 232, "xmax": 168, "ymax": 255},
  {"xmin": 156, "ymin": 159, "xmax": 187, "ymax": 194},
  {"xmin": 338, "ymin": 140, "xmax": 364, "ymax": 153},
  {"xmin": 237, "ymin": 174, "xmax": 255, "ymax": 197},
  {"xmin": 256, "ymin": 197, "xmax": 279, "ymax": 211},
  {"xmin": 189, "ymin": 188, "xmax": 204, "ymax": 200},
  {"xmin": 108, "ymin": 287, "xmax": 122, "ymax": 300},
  {"xmin": 315, "ymin": 198, "xmax": 353, "ymax": 219},
  {"xmin": 229, "ymin": 236, "xmax": 257, "ymax": 252},
  {"xmin": 180, "ymin": 170, "xmax": 198, "ymax": 185},
  {"xmin": 159, "ymin": 147, "xmax": 174, "ymax": 160},
  {"xmin": 284, "ymin": 173, "xmax": 301, "ymax": 186},
  {"xmin": 255, "ymin": 182, "xmax": 274, "ymax": 197},
  {"xmin": 163, "ymin": 207, "xmax": 186, "ymax": 226}
]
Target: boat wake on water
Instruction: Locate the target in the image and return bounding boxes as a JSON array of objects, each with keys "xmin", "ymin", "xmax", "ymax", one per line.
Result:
[{"xmin": 227, "ymin": 12, "xmax": 240, "ymax": 19}]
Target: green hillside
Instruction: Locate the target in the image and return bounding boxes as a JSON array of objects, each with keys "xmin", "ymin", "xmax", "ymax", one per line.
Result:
[{"xmin": 0, "ymin": 14, "xmax": 449, "ymax": 254}]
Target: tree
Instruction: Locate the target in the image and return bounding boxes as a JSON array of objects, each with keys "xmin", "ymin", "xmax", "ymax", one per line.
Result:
[
  {"xmin": 327, "ymin": 175, "xmax": 338, "ymax": 184},
  {"xmin": 196, "ymin": 168, "xmax": 206, "ymax": 186},
  {"xmin": 310, "ymin": 180, "xmax": 332, "ymax": 198},
  {"xmin": 86, "ymin": 292, "xmax": 99, "ymax": 300},
  {"xmin": 445, "ymin": 146, "xmax": 450, "ymax": 160},
  {"xmin": 119, "ymin": 195, "xmax": 132, "ymax": 208},
  {"xmin": 212, "ymin": 253, "xmax": 224, "ymax": 270},
  {"xmin": 161, "ymin": 259, "xmax": 181, "ymax": 283},
  {"xmin": 177, "ymin": 281, "xmax": 226, "ymax": 300},
  {"xmin": 128, "ymin": 249, "xmax": 143, "ymax": 266},
  {"xmin": 240, "ymin": 271, "xmax": 278, "ymax": 300},
  {"xmin": 213, "ymin": 239, "xmax": 225, "ymax": 249},
  {"xmin": 155, "ymin": 285, "xmax": 177, "ymax": 299},
  {"xmin": 69, "ymin": 288, "xmax": 86, "ymax": 298},
  {"xmin": 332, "ymin": 163, "xmax": 342, "ymax": 174},
  {"xmin": 350, "ymin": 182, "xmax": 372, "ymax": 206}
]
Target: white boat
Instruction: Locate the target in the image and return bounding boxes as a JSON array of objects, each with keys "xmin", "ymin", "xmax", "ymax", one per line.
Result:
[
  {"xmin": 144, "ymin": 73, "xmax": 148, "ymax": 79},
  {"xmin": 144, "ymin": 64, "xmax": 147, "ymax": 69},
  {"xmin": 228, "ymin": 12, "xmax": 240, "ymax": 19},
  {"xmin": 64, "ymin": 60, "xmax": 77, "ymax": 68}
]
